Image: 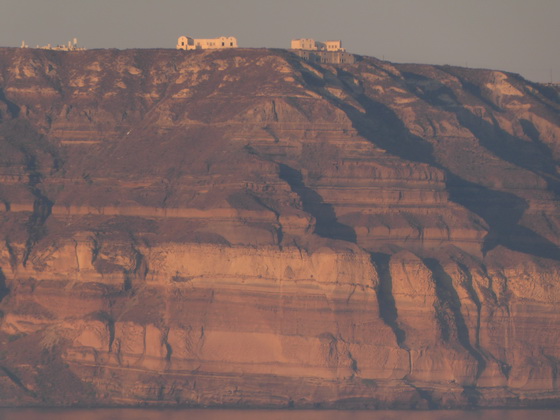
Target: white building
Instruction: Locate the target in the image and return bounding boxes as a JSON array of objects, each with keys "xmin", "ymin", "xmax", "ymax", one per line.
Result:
[
  {"xmin": 290, "ymin": 39, "xmax": 354, "ymax": 64},
  {"xmin": 177, "ymin": 36, "xmax": 238, "ymax": 50},
  {"xmin": 291, "ymin": 39, "xmax": 345, "ymax": 52}
]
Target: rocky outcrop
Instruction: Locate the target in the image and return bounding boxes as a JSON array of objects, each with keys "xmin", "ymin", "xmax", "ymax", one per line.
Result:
[{"xmin": 0, "ymin": 47, "xmax": 559, "ymax": 408}]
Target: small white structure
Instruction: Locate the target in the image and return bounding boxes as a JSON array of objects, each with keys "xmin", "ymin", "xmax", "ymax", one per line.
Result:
[
  {"xmin": 177, "ymin": 36, "xmax": 238, "ymax": 50},
  {"xmin": 291, "ymin": 39, "xmax": 345, "ymax": 52}
]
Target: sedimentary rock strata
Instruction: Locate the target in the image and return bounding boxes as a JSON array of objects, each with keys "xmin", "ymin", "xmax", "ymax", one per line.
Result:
[{"xmin": 0, "ymin": 47, "xmax": 559, "ymax": 408}]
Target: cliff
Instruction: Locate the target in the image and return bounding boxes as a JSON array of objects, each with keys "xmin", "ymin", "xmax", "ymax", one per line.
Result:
[{"xmin": 0, "ymin": 47, "xmax": 559, "ymax": 408}]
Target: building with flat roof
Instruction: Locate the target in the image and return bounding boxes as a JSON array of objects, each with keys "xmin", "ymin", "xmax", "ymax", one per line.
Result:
[
  {"xmin": 291, "ymin": 39, "xmax": 346, "ymax": 52},
  {"xmin": 177, "ymin": 36, "xmax": 238, "ymax": 50},
  {"xmin": 290, "ymin": 38, "xmax": 354, "ymax": 64}
]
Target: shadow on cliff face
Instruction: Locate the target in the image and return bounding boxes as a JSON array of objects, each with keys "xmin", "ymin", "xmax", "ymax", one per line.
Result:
[
  {"xmin": 287, "ymin": 59, "xmax": 436, "ymax": 167},
  {"xmin": 401, "ymin": 71, "xmax": 560, "ymax": 194},
  {"xmin": 300, "ymin": 63, "xmax": 560, "ymax": 261},
  {"xmin": 423, "ymin": 258, "xmax": 486, "ymax": 383},
  {"xmin": 22, "ymin": 154, "xmax": 54, "ymax": 266},
  {"xmin": 0, "ymin": 365, "xmax": 38, "ymax": 399},
  {"xmin": 396, "ymin": 71, "xmax": 560, "ymax": 259},
  {"xmin": 337, "ymin": 88, "xmax": 437, "ymax": 166},
  {"xmin": 455, "ymin": 110, "xmax": 560, "ymax": 194},
  {"xmin": 0, "ymin": 88, "xmax": 20, "ymax": 119},
  {"xmin": 369, "ymin": 253, "xmax": 408, "ymax": 350},
  {"xmin": 447, "ymin": 173, "xmax": 560, "ymax": 259},
  {"xmin": 0, "ymin": 121, "xmax": 58, "ymax": 266},
  {"xmin": 529, "ymin": 83, "xmax": 560, "ymax": 108},
  {"xmin": 0, "ymin": 268, "xmax": 9, "ymax": 303},
  {"xmin": 87, "ymin": 311, "xmax": 115, "ymax": 353},
  {"xmin": 278, "ymin": 163, "xmax": 356, "ymax": 243}
]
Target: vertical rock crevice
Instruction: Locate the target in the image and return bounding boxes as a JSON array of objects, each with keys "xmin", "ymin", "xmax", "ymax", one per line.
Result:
[
  {"xmin": 22, "ymin": 153, "xmax": 53, "ymax": 267},
  {"xmin": 454, "ymin": 260, "xmax": 483, "ymax": 350},
  {"xmin": 423, "ymin": 258, "xmax": 487, "ymax": 380},
  {"xmin": 543, "ymin": 353, "xmax": 559, "ymax": 392},
  {"xmin": 370, "ymin": 253, "xmax": 408, "ymax": 351},
  {"xmin": 90, "ymin": 233, "xmax": 101, "ymax": 265},
  {"xmin": 123, "ymin": 240, "xmax": 149, "ymax": 291},
  {"xmin": 88, "ymin": 311, "xmax": 115, "ymax": 352},
  {"xmin": 162, "ymin": 327, "xmax": 173, "ymax": 362},
  {"xmin": 4, "ymin": 240, "xmax": 17, "ymax": 272},
  {"xmin": 1, "ymin": 119, "xmax": 61, "ymax": 268},
  {"xmin": 0, "ymin": 268, "xmax": 9, "ymax": 303}
]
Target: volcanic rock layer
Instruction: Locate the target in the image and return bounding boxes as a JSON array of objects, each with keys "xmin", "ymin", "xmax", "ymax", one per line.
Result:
[{"xmin": 0, "ymin": 47, "xmax": 559, "ymax": 408}]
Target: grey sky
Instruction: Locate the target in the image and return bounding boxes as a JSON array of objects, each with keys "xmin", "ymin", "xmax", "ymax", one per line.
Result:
[{"xmin": 1, "ymin": 0, "xmax": 558, "ymax": 83}]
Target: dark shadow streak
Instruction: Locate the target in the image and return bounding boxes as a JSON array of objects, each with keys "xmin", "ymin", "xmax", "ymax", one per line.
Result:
[
  {"xmin": 370, "ymin": 253, "xmax": 408, "ymax": 349},
  {"xmin": 403, "ymin": 70, "xmax": 560, "ymax": 194},
  {"xmin": 318, "ymin": 63, "xmax": 560, "ymax": 261},
  {"xmin": 395, "ymin": 71, "xmax": 560, "ymax": 259},
  {"xmin": 278, "ymin": 163, "xmax": 356, "ymax": 243},
  {"xmin": 0, "ymin": 366, "xmax": 37, "ymax": 398},
  {"xmin": 0, "ymin": 268, "xmax": 9, "ymax": 303},
  {"xmin": 447, "ymin": 174, "xmax": 560, "ymax": 259},
  {"xmin": 455, "ymin": 110, "xmax": 560, "ymax": 194},
  {"xmin": 0, "ymin": 88, "xmax": 20, "ymax": 118},
  {"xmin": 423, "ymin": 258, "xmax": 487, "ymax": 383}
]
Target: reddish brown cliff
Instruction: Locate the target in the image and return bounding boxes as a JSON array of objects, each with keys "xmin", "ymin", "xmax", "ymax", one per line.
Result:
[{"xmin": 0, "ymin": 47, "xmax": 559, "ymax": 408}]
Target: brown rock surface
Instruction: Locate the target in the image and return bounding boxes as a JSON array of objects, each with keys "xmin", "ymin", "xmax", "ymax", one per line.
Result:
[{"xmin": 0, "ymin": 47, "xmax": 559, "ymax": 408}]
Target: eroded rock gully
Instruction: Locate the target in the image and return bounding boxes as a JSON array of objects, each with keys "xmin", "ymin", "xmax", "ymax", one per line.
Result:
[{"xmin": 0, "ymin": 47, "xmax": 559, "ymax": 408}]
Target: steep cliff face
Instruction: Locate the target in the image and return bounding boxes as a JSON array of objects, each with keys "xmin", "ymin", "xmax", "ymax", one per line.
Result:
[{"xmin": 0, "ymin": 47, "xmax": 559, "ymax": 408}]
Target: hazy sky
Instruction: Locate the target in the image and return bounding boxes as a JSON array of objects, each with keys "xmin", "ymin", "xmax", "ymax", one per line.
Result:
[{"xmin": 1, "ymin": 0, "xmax": 558, "ymax": 83}]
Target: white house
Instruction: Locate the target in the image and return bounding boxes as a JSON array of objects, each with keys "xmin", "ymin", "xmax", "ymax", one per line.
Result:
[
  {"xmin": 291, "ymin": 39, "xmax": 345, "ymax": 52},
  {"xmin": 177, "ymin": 36, "xmax": 238, "ymax": 50}
]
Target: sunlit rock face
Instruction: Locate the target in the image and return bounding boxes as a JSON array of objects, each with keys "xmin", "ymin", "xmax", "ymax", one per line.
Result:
[{"xmin": 0, "ymin": 47, "xmax": 559, "ymax": 408}]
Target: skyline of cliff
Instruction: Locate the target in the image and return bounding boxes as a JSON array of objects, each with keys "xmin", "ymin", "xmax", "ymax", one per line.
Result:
[{"xmin": 1, "ymin": 0, "xmax": 559, "ymax": 84}]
